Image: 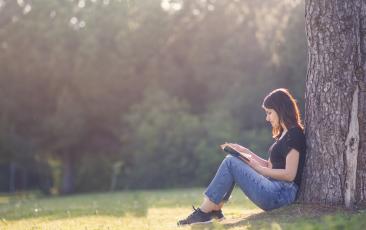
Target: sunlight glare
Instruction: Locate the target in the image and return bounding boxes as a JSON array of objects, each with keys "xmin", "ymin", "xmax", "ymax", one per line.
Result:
[
  {"xmin": 50, "ymin": 10, "xmax": 57, "ymax": 18},
  {"xmin": 70, "ymin": 17, "xmax": 78, "ymax": 25},
  {"xmin": 12, "ymin": 16, "xmax": 19, "ymax": 23},
  {"xmin": 78, "ymin": 0, "xmax": 86, "ymax": 8},
  {"xmin": 23, "ymin": 4, "xmax": 31, "ymax": 15},
  {"xmin": 69, "ymin": 16, "xmax": 86, "ymax": 30},
  {"xmin": 207, "ymin": 4, "xmax": 214, "ymax": 11},
  {"xmin": 0, "ymin": 0, "xmax": 5, "ymax": 10},
  {"xmin": 284, "ymin": 0, "xmax": 301, "ymax": 7},
  {"xmin": 161, "ymin": 0, "xmax": 183, "ymax": 13},
  {"xmin": 17, "ymin": 0, "xmax": 24, "ymax": 7},
  {"xmin": 79, "ymin": 20, "xmax": 86, "ymax": 28},
  {"xmin": 192, "ymin": 9, "xmax": 200, "ymax": 16}
]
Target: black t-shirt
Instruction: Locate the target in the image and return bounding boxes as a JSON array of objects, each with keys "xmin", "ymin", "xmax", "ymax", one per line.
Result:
[{"xmin": 268, "ymin": 126, "xmax": 306, "ymax": 187}]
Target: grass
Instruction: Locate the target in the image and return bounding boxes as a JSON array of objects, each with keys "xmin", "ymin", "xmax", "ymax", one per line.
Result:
[{"xmin": 0, "ymin": 188, "xmax": 365, "ymax": 230}]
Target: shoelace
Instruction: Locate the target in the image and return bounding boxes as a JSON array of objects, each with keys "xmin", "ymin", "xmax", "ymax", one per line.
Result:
[{"xmin": 185, "ymin": 205, "xmax": 199, "ymax": 219}]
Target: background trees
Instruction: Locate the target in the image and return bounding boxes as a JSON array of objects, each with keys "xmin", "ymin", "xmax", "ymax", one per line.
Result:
[{"xmin": 0, "ymin": 0, "xmax": 306, "ymax": 194}]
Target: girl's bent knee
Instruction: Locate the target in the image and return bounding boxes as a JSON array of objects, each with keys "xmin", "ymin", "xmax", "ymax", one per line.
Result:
[
  {"xmin": 225, "ymin": 155, "xmax": 250, "ymax": 169},
  {"xmin": 224, "ymin": 155, "xmax": 242, "ymax": 164}
]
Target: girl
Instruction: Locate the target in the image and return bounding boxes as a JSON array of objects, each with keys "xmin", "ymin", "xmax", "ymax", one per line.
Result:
[{"xmin": 178, "ymin": 88, "xmax": 306, "ymax": 226}]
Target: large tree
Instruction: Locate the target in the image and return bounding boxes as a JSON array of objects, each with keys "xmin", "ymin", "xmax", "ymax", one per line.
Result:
[{"xmin": 300, "ymin": 0, "xmax": 366, "ymax": 207}]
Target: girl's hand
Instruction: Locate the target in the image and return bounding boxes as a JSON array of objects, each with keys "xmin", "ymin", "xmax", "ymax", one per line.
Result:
[
  {"xmin": 246, "ymin": 158, "xmax": 265, "ymax": 175},
  {"xmin": 220, "ymin": 142, "xmax": 230, "ymax": 150},
  {"xmin": 247, "ymin": 157, "xmax": 260, "ymax": 168},
  {"xmin": 229, "ymin": 144, "xmax": 252, "ymax": 156}
]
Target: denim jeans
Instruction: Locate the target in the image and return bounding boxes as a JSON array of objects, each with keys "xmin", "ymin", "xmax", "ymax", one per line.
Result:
[{"xmin": 204, "ymin": 155, "xmax": 298, "ymax": 211}]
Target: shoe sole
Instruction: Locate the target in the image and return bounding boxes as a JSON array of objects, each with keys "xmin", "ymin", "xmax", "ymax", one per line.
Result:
[
  {"xmin": 177, "ymin": 220, "xmax": 214, "ymax": 227},
  {"xmin": 177, "ymin": 218, "xmax": 225, "ymax": 227},
  {"xmin": 190, "ymin": 220, "xmax": 214, "ymax": 225}
]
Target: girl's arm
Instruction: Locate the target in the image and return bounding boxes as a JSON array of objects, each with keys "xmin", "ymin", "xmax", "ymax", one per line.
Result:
[
  {"xmin": 249, "ymin": 149, "xmax": 300, "ymax": 182},
  {"xmin": 230, "ymin": 144, "xmax": 269, "ymax": 168},
  {"xmin": 249, "ymin": 151, "xmax": 270, "ymax": 168}
]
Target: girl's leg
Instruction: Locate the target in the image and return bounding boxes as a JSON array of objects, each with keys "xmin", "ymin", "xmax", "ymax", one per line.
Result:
[
  {"xmin": 204, "ymin": 155, "xmax": 289, "ymax": 211},
  {"xmin": 222, "ymin": 181, "xmax": 235, "ymax": 202},
  {"xmin": 178, "ymin": 155, "xmax": 298, "ymax": 226},
  {"xmin": 212, "ymin": 182, "xmax": 235, "ymax": 210},
  {"xmin": 200, "ymin": 181, "xmax": 234, "ymax": 212},
  {"xmin": 200, "ymin": 196, "xmax": 220, "ymax": 212}
]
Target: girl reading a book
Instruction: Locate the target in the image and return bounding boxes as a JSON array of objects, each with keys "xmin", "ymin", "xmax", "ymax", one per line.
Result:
[{"xmin": 178, "ymin": 88, "xmax": 306, "ymax": 226}]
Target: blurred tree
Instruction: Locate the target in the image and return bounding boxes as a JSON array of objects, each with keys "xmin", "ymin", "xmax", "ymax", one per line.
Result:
[
  {"xmin": 0, "ymin": 0, "xmax": 307, "ymax": 192},
  {"xmin": 122, "ymin": 88, "xmax": 204, "ymax": 188}
]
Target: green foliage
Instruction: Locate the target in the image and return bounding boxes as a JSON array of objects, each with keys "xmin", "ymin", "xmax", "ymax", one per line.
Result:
[
  {"xmin": 0, "ymin": 0, "xmax": 307, "ymax": 192},
  {"xmin": 239, "ymin": 128, "xmax": 273, "ymax": 159},
  {"xmin": 75, "ymin": 152, "xmax": 114, "ymax": 192},
  {"xmin": 122, "ymin": 88, "xmax": 205, "ymax": 188},
  {"xmin": 194, "ymin": 110, "xmax": 240, "ymax": 184}
]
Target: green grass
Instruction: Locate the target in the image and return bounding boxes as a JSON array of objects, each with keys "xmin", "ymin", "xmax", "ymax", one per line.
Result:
[{"xmin": 0, "ymin": 188, "xmax": 365, "ymax": 230}]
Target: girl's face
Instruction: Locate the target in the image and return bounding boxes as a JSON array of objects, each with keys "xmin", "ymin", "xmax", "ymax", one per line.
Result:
[{"xmin": 264, "ymin": 107, "xmax": 280, "ymax": 128}]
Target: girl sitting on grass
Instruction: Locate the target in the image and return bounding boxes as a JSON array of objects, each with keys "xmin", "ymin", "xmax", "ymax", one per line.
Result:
[{"xmin": 178, "ymin": 88, "xmax": 306, "ymax": 226}]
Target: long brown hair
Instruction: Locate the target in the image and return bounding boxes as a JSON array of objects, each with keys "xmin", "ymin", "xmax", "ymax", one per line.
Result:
[{"xmin": 262, "ymin": 88, "xmax": 303, "ymax": 139}]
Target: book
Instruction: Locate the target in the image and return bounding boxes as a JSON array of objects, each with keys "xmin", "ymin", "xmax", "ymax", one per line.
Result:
[{"xmin": 223, "ymin": 145, "xmax": 251, "ymax": 162}]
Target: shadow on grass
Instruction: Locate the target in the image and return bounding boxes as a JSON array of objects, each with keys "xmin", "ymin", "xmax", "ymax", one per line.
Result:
[{"xmin": 190, "ymin": 204, "xmax": 359, "ymax": 230}]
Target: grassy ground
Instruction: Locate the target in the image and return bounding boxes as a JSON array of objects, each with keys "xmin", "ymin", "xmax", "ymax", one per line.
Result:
[{"xmin": 0, "ymin": 188, "xmax": 365, "ymax": 230}]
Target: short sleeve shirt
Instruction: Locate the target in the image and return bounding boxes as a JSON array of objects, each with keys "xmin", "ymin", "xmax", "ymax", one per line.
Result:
[{"xmin": 268, "ymin": 126, "xmax": 306, "ymax": 187}]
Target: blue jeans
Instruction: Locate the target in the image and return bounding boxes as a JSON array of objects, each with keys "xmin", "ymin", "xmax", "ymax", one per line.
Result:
[{"xmin": 204, "ymin": 155, "xmax": 298, "ymax": 211}]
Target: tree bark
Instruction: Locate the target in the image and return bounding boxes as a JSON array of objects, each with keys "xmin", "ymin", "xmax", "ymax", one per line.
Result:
[
  {"xmin": 299, "ymin": 0, "xmax": 366, "ymax": 207},
  {"xmin": 356, "ymin": 1, "xmax": 366, "ymax": 204}
]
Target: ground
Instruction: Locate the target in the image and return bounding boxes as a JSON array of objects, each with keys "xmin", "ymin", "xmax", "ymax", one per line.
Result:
[{"xmin": 0, "ymin": 188, "xmax": 365, "ymax": 230}]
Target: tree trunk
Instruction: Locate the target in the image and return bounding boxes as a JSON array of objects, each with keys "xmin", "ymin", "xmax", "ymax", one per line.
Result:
[
  {"xmin": 9, "ymin": 162, "xmax": 16, "ymax": 193},
  {"xmin": 356, "ymin": 0, "xmax": 366, "ymax": 204},
  {"xmin": 61, "ymin": 151, "xmax": 75, "ymax": 194},
  {"xmin": 299, "ymin": 0, "xmax": 366, "ymax": 207},
  {"xmin": 21, "ymin": 167, "xmax": 27, "ymax": 191}
]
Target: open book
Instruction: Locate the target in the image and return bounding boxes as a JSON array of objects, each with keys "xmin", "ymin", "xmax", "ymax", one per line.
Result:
[{"xmin": 223, "ymin": 145, "xmax": 251, "ymax": 162}]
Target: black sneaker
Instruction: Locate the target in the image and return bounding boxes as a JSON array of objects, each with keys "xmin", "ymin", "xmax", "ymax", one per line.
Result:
[
  {"xmin": 211, "ymin": 209, "xmax": 225, "ymax": 221},
  {"xmin": 177, "ymin": 206, "xmax": 213, "ymax": 226}
]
